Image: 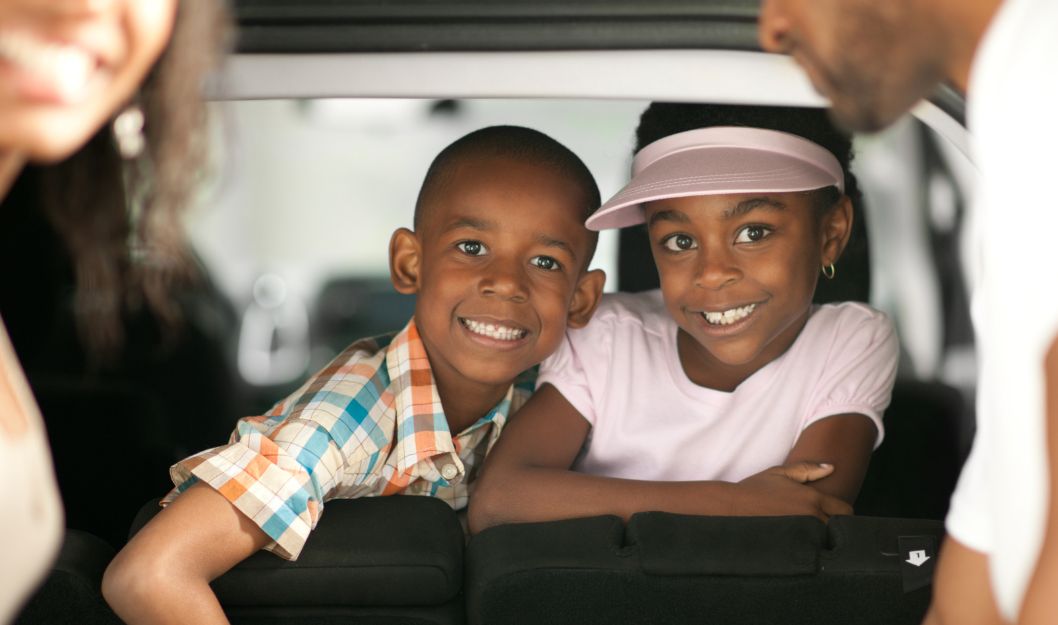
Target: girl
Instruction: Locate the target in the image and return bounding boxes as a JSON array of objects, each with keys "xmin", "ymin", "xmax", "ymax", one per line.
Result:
[{"xmin": 469, "ymin": 103, "xmax": 897, "ymax": 532}]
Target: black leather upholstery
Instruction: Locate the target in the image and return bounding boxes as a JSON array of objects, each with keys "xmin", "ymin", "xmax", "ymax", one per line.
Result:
[
  {"xmin": 129, "ymin": 496, "xmax": 467, "ymax": 625},
  {"xmin": 14, "ymin": 530, "xmax": 123, "ymax": 625},
  {"xmin": 856, "ymin": 380, "xmax": 968, "ymax": 519},
  {"xmin": 466, "ymin": 514, "xmax": 944, "ymax": 625}
]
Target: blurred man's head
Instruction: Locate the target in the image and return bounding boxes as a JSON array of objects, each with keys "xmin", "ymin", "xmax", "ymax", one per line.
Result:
[{"xmin": 757, "ymin": 0, "xmax": 1001, "ymax": 131}]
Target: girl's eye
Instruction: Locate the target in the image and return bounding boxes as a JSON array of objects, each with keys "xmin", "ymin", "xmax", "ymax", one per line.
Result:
[
  {"xmin": 734, "ymin": 225, "xmax": 772, "ymax": 244},
  {"xmin": 662, "ymin": 234, "xmax": 698, "ymax": 252},
  {"xmin": 456, "ymin": 240, "xmax": 487, "ymax": 256},
  {"xmin": 530, "ymin": 255, "xmax": 562, "ymax": 272}
]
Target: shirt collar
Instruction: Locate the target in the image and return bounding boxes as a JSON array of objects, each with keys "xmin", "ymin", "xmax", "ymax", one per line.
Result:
[{"xmin": 386, "ymin": 318, "xmax": 515, "ymax": 474}]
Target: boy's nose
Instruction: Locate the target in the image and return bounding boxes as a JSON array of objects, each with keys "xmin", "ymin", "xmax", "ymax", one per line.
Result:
[
  {"xmin": 758, "ymin": 0, "xmax": 792, "ymax": 54},
  {"xmin": 479, "ymin": 260, "xmax": 529, "ymax": 303},
  {"xmin": 694, "ymin": 248, "xmax": 742, "ymax": 290}
]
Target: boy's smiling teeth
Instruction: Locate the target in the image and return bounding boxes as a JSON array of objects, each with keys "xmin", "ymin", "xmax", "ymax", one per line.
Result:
[
  {"xmin": 460, "ymin": 318, "xmax": 527, "ymax": 341},
  {"xmin": 702, "ymin": 303, "xmax": 756, "ymax": 326}
]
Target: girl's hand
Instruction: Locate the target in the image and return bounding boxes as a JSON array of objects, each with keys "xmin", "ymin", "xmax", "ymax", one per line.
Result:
[
  {"xmin": 765, "ymin": 461, "xmax": 835, "ymax": 483},
  {"xmin": 733, "ymin": 463, "xmax": 852, "ymax": 522}
]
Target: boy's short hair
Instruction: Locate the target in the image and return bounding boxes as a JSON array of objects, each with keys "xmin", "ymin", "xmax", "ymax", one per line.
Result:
[{"xmin": 414, "ymin": 125, "xmax": 601, "ymax": 239}]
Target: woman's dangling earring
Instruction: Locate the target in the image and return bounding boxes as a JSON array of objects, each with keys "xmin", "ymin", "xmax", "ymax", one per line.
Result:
[
  {"xmin": 112, "ymin": 104, "xmax": 145, "ymax": 159},
  {"xmin": 821, "ymin": 263, "xmax": 836, "ymax": 280}
]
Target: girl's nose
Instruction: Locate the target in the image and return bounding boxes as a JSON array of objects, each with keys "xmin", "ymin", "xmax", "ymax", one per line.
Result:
[
  {"xmin": 479, "ymin": 259, "xmax": 529, "ymax": 303},
  {"xmin": 757, "ymin": 0, "xmax": 793, "ymax": 54},
  {"xmin": 694, "ymin": 247, "xmax": 741, "ymax": 290}
]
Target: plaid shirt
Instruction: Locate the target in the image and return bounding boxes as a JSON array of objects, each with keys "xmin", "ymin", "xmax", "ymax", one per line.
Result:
[{"xmin": 164, "ymin": 319, "xmax": 533, "ymax": 560}]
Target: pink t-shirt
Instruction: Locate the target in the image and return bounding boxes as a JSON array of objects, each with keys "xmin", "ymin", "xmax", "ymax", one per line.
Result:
[{"xmin": 538, "ymin": 291, "xmax": 898, "ymax": 482}]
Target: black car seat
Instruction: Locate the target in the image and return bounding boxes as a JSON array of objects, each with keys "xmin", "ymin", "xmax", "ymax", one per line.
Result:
[
  {"xmin": 14, "ymin": 530, "xmax": 123, "ymax": 625},
  {"xmin": 127, "ymin": 497, "xmax": 467, "ymax": 625},
  {"xmin": 466, "ymin": 513, "xmax": 944, "ymax": 625}
]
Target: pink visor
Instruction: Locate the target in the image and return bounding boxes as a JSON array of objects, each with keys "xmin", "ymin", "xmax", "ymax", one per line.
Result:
[{"xmin": 586, "ymin": 126, "xmax": 845, "ymax": 231}]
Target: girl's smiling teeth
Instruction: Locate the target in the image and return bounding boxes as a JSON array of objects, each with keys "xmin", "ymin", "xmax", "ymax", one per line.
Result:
[
  {"xmin": 460, "ymin": 318, "xmax": 527, "ymax": 341},
  {"xmin": 701, "ymin": 303, "xmax": 757, "ymax": 326},
  {"xmin": 0, "ymin": 31, "xmax": 97, "ymax": 102}
]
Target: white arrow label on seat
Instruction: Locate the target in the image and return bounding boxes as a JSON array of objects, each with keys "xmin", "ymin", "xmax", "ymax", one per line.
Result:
[{"xmin": 906, "ymin": 550, "xmax": 930, "ymax": 567}]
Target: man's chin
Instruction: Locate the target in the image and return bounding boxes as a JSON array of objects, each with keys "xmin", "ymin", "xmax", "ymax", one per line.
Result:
[
  {"xmin": 801, "ymin": 72, "xmax": 897, "ymax": 133},
  {"xmin": 825, "ymin": 99, "xmax": 902, "ymax": 134},
  {"xmin": 823, "ymin": 77, "xmax": 931, "ymax": 134}
]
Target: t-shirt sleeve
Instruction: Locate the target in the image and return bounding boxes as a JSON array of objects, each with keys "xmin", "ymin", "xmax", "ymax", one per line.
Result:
[
  {"xmin": 800, "ymin": 306, "xmax": 899, "ymax": 448},
  {"xmin": 162, "ymin": 338, "xmax": 386, "ymax": 560},
  {"xmin": 944, "ymin": 435, "xmax": 991, "ymax": 553},
  {"xmin": 536, "ymin": 320, "xmax": 610, "ymax": 426}
]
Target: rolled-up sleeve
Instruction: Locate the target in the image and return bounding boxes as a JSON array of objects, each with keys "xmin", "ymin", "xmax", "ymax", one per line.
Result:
[
  {"xmin": 169, "ymin": 413, "xmax": 362, "ymax": 560},
  {"xmin": 164, "ymin": 340, "xmax": 391, "ymax": 560}
]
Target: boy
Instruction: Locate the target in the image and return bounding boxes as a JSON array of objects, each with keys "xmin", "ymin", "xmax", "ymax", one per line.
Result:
[{"xmin": 103, "ymin": 125, "xmax": 606, "ymax": 625}]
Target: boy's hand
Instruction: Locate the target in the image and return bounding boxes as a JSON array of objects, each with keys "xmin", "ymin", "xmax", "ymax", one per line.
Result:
[{"xmin": 732, "ymin": 462, "xmax": 851, "ymax": 522}]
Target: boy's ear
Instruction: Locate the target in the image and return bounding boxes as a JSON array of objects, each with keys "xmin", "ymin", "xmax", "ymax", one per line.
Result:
[
  {"xmin": 389, "ymin": 228, "xmax": 422, "ymax": 294},
  {"xmin": 820, "ymin": 195, "xmax": 854, "ymax": 267},
  {"xmin": 566, "ymin": 269, "xmax": 606, "ymax": 329}
]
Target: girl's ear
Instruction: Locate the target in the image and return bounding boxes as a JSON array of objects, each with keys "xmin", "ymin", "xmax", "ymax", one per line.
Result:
[
  {"xmin": 566, "ymin": 269, "xmax": 607, "ymax": 329},
  {"xmin": 389, "ymin": 228, "xmax": 422, "ymax": 294},
  {"xmin": 820, "ymin": 195, "xmax": 854, "ymax": 266}
]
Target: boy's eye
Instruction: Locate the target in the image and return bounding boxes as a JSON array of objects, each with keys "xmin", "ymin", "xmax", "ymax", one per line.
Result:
[
  {"xmin": 662, "ymin": 233, "xmax": 698, "ymax": 251},
  {"xmin": 456, "ymin": 240, "xmax": 488, "ymax": 256},
  {"xmin": 734, "ymin": 225, "xmax": 772, "ymax": 244},
  {"xmin": 530, "ymin": 255, "xmax": 562, "ymax": 272}
]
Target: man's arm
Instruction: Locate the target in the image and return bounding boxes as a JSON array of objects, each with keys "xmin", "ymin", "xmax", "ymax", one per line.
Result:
[
  {"xmin": 102, "ymin": 483, "xmax": 272, "ymax": 625},
  {"xmin": 1017, "ymin": 335, "xmax": 1058, "ymax": 624},
  {"xmin": 924, "ymin": 333, "xmax": 1058, "ymax": 625},
  {"xmin": 468, "ymin": 383, "xmax": 849, "ymax": 534},
  {"xmin": 922, "ymin": 537, "xmax": 1006, "ymax": 625}
]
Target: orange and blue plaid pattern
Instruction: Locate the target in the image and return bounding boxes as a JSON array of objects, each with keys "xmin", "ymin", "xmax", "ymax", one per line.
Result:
[{"xmin": 163, "ymin": 319, "xmax": 532, "ymax": 560}]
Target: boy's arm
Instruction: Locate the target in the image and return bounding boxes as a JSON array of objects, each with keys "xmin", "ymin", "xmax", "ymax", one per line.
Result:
[
  {"xmin": 468, "ymin": 384, "xmax": 849, "ymax": 534},
  {"xmin": 101, "ymin": 338, "xmax": 393, "ymax": 624},
  {"xmin": 103, "ymin": 482, "xmax": 271, "ymax": 625},
  {"xmin": 782, "ymin": 413, "xmax": 878, "ymax": 505}
]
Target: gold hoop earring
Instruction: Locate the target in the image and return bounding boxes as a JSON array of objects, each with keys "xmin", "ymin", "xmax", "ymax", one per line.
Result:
[{"xmin": 821, "ymin": 263, "xmax": 836, "ymax": 280}]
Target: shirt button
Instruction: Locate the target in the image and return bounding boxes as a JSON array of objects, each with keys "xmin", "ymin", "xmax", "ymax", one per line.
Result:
[{"xmin": 441, "ymin": 464, "xmax": 459, "ymax": 481}]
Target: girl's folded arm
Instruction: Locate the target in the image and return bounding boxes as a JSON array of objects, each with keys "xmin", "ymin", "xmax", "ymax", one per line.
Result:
[
  {"xmin": 782, "ymin": 412, "xmax": 879, "ymax": 506},
  {"xmin": 469, "ymin": 384, "xmax": 849, "ymax": 533}
]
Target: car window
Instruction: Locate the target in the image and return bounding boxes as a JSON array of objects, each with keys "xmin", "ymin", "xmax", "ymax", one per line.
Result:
[
  {"xmin": 187, "ymin": 98, "xmax": 647, "ymax": 385},
  {"xmin": 185, "ymin": 97, "xmax": 976, "ymax": 398}
]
